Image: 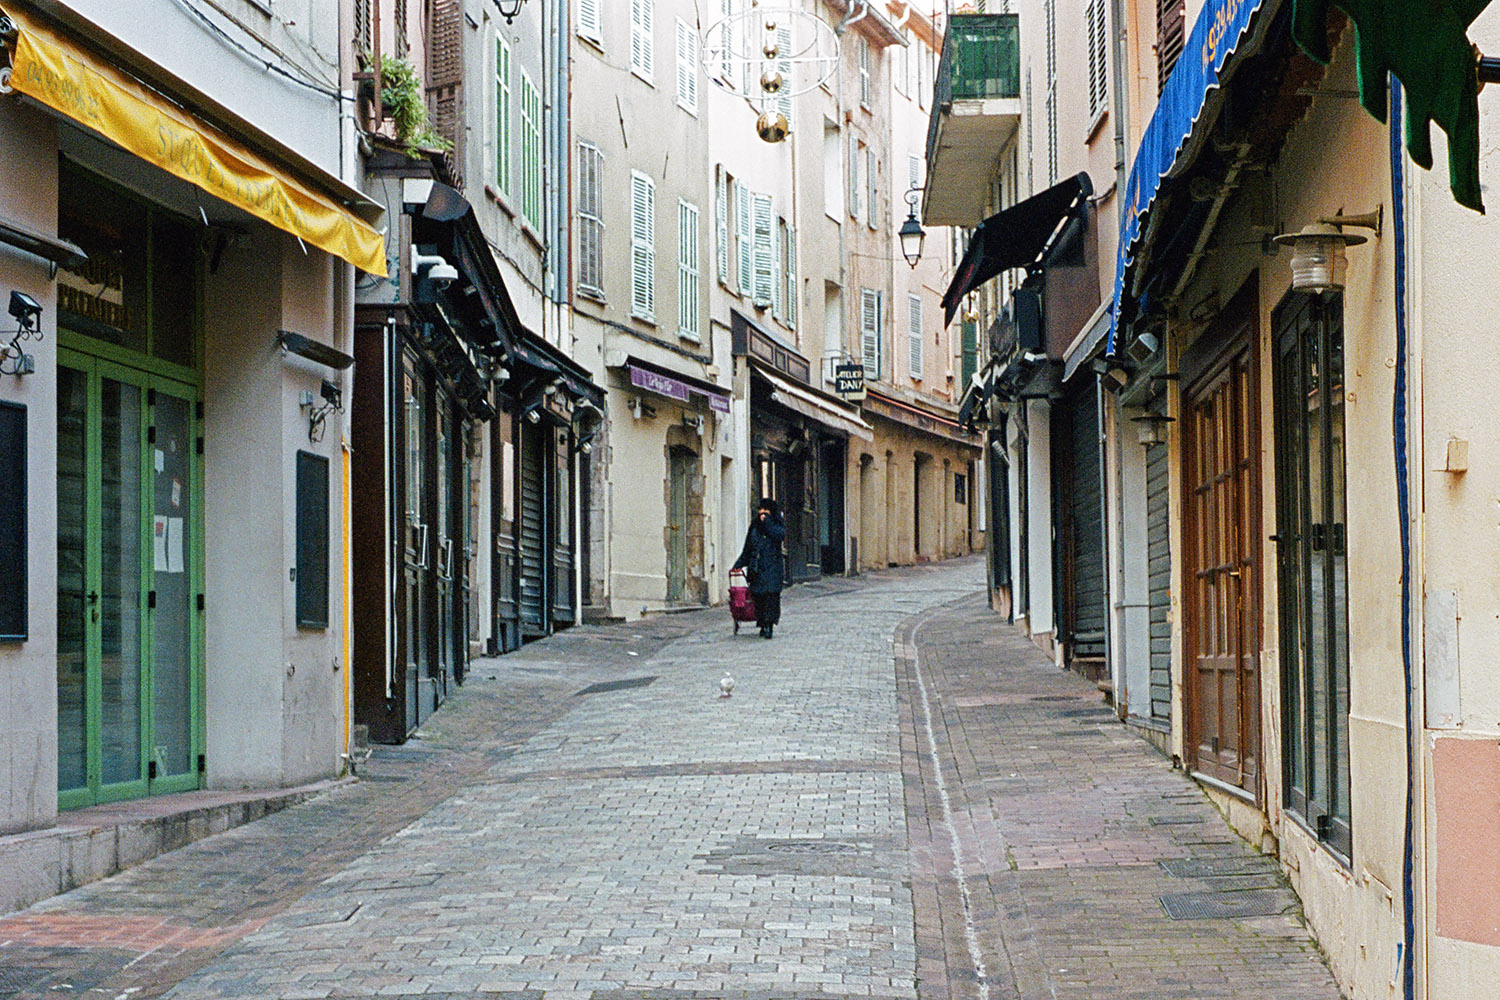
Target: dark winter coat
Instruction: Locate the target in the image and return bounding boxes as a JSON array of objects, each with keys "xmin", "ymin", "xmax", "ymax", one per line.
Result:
[{"xmin": 733, "ymin": 512, "xmax": 787, "ymax": 594}]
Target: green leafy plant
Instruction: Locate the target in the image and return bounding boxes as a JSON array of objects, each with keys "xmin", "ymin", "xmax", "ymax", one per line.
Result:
[{"xmin": 379, "ymin": 54, "xmax": 452, "ymax": 156}]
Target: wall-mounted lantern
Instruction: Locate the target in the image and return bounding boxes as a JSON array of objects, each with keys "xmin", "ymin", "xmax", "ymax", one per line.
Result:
[
  {"xmin": 1132, "ymin": 412, "xmax": 1175, "ymax": 447},
  {"xmin": 1273, "ymin": 209, "xmax": 1381, "ymax": 293},
  {"xmin": 898, "ymin": 187, "xmax": 926, "ymax": 268}
]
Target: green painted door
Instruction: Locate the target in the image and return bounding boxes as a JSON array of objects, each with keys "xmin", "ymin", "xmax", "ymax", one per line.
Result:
[{"xmin": 57, "ymin": 348, "xmax": 203, "ymax": 809}]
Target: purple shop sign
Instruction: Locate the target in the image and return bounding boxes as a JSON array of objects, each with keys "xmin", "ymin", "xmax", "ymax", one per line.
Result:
[{"xmin": 629, "ymin": 365, "xmax": 731, "ymax": 414}]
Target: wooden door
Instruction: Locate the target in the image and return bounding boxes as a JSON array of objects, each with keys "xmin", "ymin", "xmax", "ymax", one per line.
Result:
[{"xmin": 1182, "ymin": 326, "xmax": 1261, "ymax": 794}]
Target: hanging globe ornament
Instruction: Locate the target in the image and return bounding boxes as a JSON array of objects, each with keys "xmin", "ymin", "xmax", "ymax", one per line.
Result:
[
  {"xmin": 760, "ymin": 69, "xmax": 784, "ymax": 94},
  {"xmin": 700, "ymin": 6, "xmax": 840, "ymax": 101}
]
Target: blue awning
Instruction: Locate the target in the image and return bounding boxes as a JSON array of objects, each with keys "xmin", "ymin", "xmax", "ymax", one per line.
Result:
[{"xmin": 1108, "ymin": 0, "xmax": 1273, "ymax": 352}]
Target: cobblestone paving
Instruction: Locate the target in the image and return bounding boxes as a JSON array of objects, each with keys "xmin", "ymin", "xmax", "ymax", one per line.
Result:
[{"xmin": 0, "ymin": 558, "xmax": 1343, "ymax": 1000}]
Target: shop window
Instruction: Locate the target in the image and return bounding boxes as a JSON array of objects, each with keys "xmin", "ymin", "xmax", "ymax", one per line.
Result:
[
  {"xmin": 57, "ymin": 165, "xmax": 199, "ymax": 369},
  {"xmin": 1273, "ymin": 292, "xmax": 1351, "ymax": 860}
]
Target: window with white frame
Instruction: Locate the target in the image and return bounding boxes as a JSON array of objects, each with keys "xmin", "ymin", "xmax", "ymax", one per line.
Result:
[
  {"xmin": 630, "ymin": 170, "xmax": 656, "ymax": 320},
  {"xmin": 752, "ymin": 192, "xmax": 773, "ymax": 308},
  {"xmin": 676, "ymin": 20, "xmax": 699, "ymax": 114},
  {"xmin": 578, "ymin": 0, "xmax": 601, "ymax": 43},
  {"xmin": 577, "ymin": 141, "xmax": 605, "ymax": 300},
  {"xmin": 861, "ymin": 288, "xmax": 881, "ymax": 379},
  {"xmin": 631, "ymin": 0, "xmax": 654, "ymax": 82},
  {"xmin": 823, "ymin": 124, "xmax": 843, "ymax": 219},
  {"xmin": 907, "ymin": 294, "xmax": 924, "ymax": 380},
  {"xmin": 1087, "ymin": 0, "xmax": 1108, "ymax": 121},
  {"xmin": 519, "ymin": 72, "xmax": 542, "ymax": 227},
  {"xmin": 493, "ymin": 35, "xmax": 512, "ymax": 198},
  {"xmin": 677, "ymin": 200, "xmax": 700, "ymax": 340}
]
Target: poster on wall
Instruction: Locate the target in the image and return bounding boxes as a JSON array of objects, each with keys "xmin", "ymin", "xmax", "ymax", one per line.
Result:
[{"xmin": 0, "ymin": 402, "xmax": 26, "ymax": 641}]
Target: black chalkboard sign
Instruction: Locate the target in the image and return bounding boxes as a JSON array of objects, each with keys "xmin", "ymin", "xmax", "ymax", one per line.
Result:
[
  {"xmin": 295, "ymin": 450, "xmax": 330, "ymax": 629},
  {"xmin": 0, "ymin": 402, "xmax": 26, "ymax": 641}
]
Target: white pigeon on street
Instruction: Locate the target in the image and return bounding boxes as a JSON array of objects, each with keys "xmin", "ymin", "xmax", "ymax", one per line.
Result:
[{"xmin": 720, "ymin": 673, "xmax": 735, "ymax": 698}]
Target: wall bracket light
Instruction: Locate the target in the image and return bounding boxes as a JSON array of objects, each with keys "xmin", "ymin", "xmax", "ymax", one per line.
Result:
[
  {"xmin": 301, "ymin": 378, "xmax": 343, "ymax": 443},
  {"xmin": 1, "ymin": 290, "xmax": 41, "ymax": 376},
  {"xmin": 1273, "ymin": 207, "xmax": 1380, "ymax": 292},
  {"xmin": 898, "ymin": 186, "xmax": 926, "ymax": 268}
]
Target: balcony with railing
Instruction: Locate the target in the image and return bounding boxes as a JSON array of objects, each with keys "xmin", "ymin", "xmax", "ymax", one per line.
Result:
[{"xmin": 923, "ymin": 14, "xmax": 1022, "ymax": 227}]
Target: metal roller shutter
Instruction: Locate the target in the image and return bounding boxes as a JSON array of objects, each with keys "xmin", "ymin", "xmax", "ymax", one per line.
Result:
[
  {"xmin": 1146, "ymin": 432, "xmax": 1171, "ymax": 721},
  {"xmin": 1067, "ymin": 382, "xmax": 1107, "ymax": 660},
  {"xmin": 519, "ymin": 422, "xmax": 546, "ymax": 636}
]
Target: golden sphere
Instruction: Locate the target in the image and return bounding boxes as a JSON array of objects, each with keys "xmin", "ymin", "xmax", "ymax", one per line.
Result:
[
  {"xmin": 760, "ymin": 70, "xmax": 784, "ymax": 94},
  {"xmin": 756, "ymin": 111, "xmax": 789, "ymax": 143}
]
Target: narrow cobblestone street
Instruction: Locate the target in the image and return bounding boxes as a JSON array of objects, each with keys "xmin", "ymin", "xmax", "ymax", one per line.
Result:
[{"xmin": 0, "ymin": 558, "xmax": 1341, "ymax": 1000}]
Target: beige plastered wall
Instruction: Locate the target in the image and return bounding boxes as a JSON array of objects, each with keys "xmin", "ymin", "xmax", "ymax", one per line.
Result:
[
  {"xmin": 1166, "ymin": 35, "xmax": 1410, "ymax": 999},
  {"xmin": 0, "ymin": 101, "xmax": 60, "ymax": 833}
]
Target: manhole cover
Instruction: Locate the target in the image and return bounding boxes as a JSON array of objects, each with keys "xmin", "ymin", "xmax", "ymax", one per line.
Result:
[
  {"xmin": 1160, "ymin": 856, "xmax": 1279, "ymax": 878},
  {"xmin": 1159, "ymin": 889, "xmax": 1296, "ymax": 920},
  {"xmin": 764, "ymin": 840, "xmax": 860, "ymax": 855},
  {"xmin": 575, "ymin": 676, "xmax": 657, "ymax": 696}
]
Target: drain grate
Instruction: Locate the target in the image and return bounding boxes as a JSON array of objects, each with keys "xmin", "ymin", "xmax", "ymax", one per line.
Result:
[
  {"xmin": 765, "ymin": 840, "xmax": 860, "ymax": 855},
  {"xmin": 1029, "ymin": 695, "xmax": 1080, "ymax": 702},
  {"xmin": 1148, "ymin": 815, "xmax": 1205, "ymax": 826},
  {"xmin": 1159, "ymin": 889, "xmax": 1296, "ymax": 920},
  {"xmin": 696, "ymin": 836, "xmax": 896, "ymax": 878},
  {"xmin": 1160, "ymin": 856, "xmax": 1279, "ymax": 879},
  {"xmin": 575, "ymin": 676, "xmax": 657, "ymax": 696}
]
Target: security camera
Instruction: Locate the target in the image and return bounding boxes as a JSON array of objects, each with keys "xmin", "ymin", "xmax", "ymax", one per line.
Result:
[
  {"xmin": 8, "ymin": 290, "xmax": 41, "ymax": 329},
  {"xmin": 756, "ymin": 111, "xmax": 789, "ymax": 143},
  {"xmin": 412, "ymin": 252, "xmax": 458, "ymax": 289}
]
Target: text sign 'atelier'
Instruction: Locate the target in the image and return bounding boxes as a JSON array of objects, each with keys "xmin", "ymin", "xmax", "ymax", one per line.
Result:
[
  {"xmin": 628, "ymin": 365, "xmax": 731, "ymax": 413},
  {"xmin": 835, "ymin": 363, "xmax": 867, "ymax": 401}
]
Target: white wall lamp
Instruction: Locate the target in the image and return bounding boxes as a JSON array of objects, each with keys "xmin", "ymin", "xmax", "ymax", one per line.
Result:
[{"xmin": 1273, "ymin": 208, "xmax": 1381, "ymax": 293}]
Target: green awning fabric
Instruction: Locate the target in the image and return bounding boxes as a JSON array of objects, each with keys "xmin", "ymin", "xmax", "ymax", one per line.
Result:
[{"xmin": 1292, "ymin": 0, "xmax": 1492, "ymax": 212}]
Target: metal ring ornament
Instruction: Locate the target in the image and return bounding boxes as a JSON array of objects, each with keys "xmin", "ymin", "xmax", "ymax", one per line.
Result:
[{"xmin": 700, "ymin": 6, "xmax": 841, "ymax": 102}]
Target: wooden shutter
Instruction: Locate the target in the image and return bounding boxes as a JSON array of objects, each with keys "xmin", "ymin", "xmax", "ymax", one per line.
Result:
[
  {"xmin": 736, "ymin": 182, "xmax": 752, "ymax": 296},
  {"xmin": 715, "ymin": 167, "xmax": 729, "ymax": 286},
  {"xmin": 677, "ymin": 20, "xmax": 698, "ymax": 113},
  {"xmin": 772, "ymin": 216, "xmax": 784, "ymax": 321},
  {"xmin": 1157, "ymin": 0, "xmax": 1186, "ymax": 93},
  {"xmin": 427, "ymin": 0, "xmax": 464, "ymax": 186},
  {"xmin": 866, "ymin": 148, "xmax": 878, "ymax": 230},
  {"xmin": 861, "ymin": 288, "xmax": 880, "ymax": 379},
  {"xmin": 678, "ymin": 200, "xmax": 700, "ymax": 339},
  {"xmin": 785, "ymin": 224, "xmax": 797, "ymax": 330},
  {"xmin": 632, "ymin": 0, "xmax": 654, "ymax": 80},
  {"xmin": 631, "ymin": 171, "xmax": 656, "ymax": 319},
  {"xmin": 908, "ymin": 153, "xmax": 921, "ymax": 193},
  {"xmin": 848, "ymin": 134, "xmax": 860, "ymax": 220},
  {"xmin": 858, "ymin": 37, "xmax": 870, "ymax": 105},
  {"xmin": 578, "ymin": 0, "xmax": 601, "ymax": 42},
  {"xmin": 908, "ymin": 294, "xmax": 923, "ymax": 380},
  {"xmin": 520, "ymin": 73, "xmax": 542, "ymax": 225},
  {"xmin": 752, "ymin": 192, "xmax": 773, "ymax": 307},
  {"xmin": 776, "ymin": 24, "xmax": 792, "ymax": 129},
  {"xmin": 578, "ymin": 141, "xmax": 604, "ymax": 299},
  {"xmin": 1087, "ymin": 0, "xmax": 1108, "ymax": 119},
  {"xmin": 495, "ymin": 37, "xmax": 512, "ymax": 196}
]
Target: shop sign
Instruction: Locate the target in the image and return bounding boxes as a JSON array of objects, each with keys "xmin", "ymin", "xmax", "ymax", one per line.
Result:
[
  {"xmin": 834, "ymin": 363, "xmax": 866, "ymax": 401},
  {"xmin": 628, "ymin": 364, "xmax": 731, "ymax": 413}
]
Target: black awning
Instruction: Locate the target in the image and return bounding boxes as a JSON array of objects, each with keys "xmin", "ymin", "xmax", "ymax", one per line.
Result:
[{"xmin": 942, "ymin": 172, "xmax": 1092, "ymax": 326}]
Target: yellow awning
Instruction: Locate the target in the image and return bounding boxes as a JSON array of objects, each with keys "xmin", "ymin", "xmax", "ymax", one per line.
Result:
[{"xmin": 2, "ymin": 6, "xmax": 386, "ymax": 276}]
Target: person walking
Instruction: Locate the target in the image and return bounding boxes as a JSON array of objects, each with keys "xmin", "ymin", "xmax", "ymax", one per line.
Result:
[{"xmin": 732, "ymin": 497, "xmax": 787, "ymax": 638}]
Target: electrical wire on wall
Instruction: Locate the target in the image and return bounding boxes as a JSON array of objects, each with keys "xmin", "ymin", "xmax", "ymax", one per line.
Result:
[{"xmin": 1387, "ymin": 73, "xmax": 1417, "ymax": 1000}]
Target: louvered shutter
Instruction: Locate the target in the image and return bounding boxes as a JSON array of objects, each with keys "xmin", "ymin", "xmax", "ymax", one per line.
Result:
[
  {"xmin": 908, "ymin": 294, "xmax": 924, "ymax": 380},
  {"xmin": 719, "ymin": 0, "xmax": 734, "ymax": 79},
  {"xmin": 520, "ymin": 74, "xmax": 542, "ymax": 225},
  {"xmin": 908, "ymin": 153, "xmax": 921, "ymax": 193},
  {"xmin": 495, "ymin": 38, "xmax": 512, "ymax": 197},
  {"xmin": 578, "ymin": 142, "xmax": 604, "ymax": 299},
  {"xmin": 776, "ymin": 24, "xmax": 792, "ymax": 131},
  {"xmin": 677, "ymin": 20, "xmax": 698, "ymax": 113},
  {"xmin": 678, "ymin": 200, "xmax": 700, "ymax": 339},
  {"xmin": 427, "ymin": 0, "xmax": 464, "ymax": 184},
  {"xmin": 861, "ymin": 289, "xmax": 880, "ymax": 379},
  {"xmin": 1087, "ymin": 0, "xmax": 1107, "ymax": 119},
  {"xmin": 772, "ymin": 216, "xmax": 784, "ymax": 321},
  {"xmin": 631, "ymin": 0, "xmax": 654, "ymax": 80},
  {"xmin": 715, "ymin": 168, "xmax": 729, "ymax": 286},
  {"xmin": 848, "ymin": 134, "xmax": 860, "ymax": 221},
  {"xmin": 578, "ymin": 0, "xmax": 601, "ymax": 42},
  {"xmin": 858, "ymin": 38, "xmax": 870, "ymax": 105},
  {"xmin": 1157, "ymin": 0, "xmax": 1185, "ymax": 93},
  {"xmin": 752, "ymin": 193, "xmax": 773, "ymax": 308},
  {"xmin": 631, "ymin": 171, "xmax": 655, "ymax": 320},
  {"xmin": 867, "ymin": 148, "xmax": 878, "ymax": 230},
  {"xmin": 785, "ymin": 224, "xmax": 797, "ymax": 330},
  {"xmin": 736, "ymin": 183, "xmax": 752, "ymax": 296}
]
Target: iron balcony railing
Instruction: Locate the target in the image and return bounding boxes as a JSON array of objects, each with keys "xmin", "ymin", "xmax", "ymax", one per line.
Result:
[{"xmin": 925, "ymin": 13, "xmax": 1022, "ymax": 169}]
